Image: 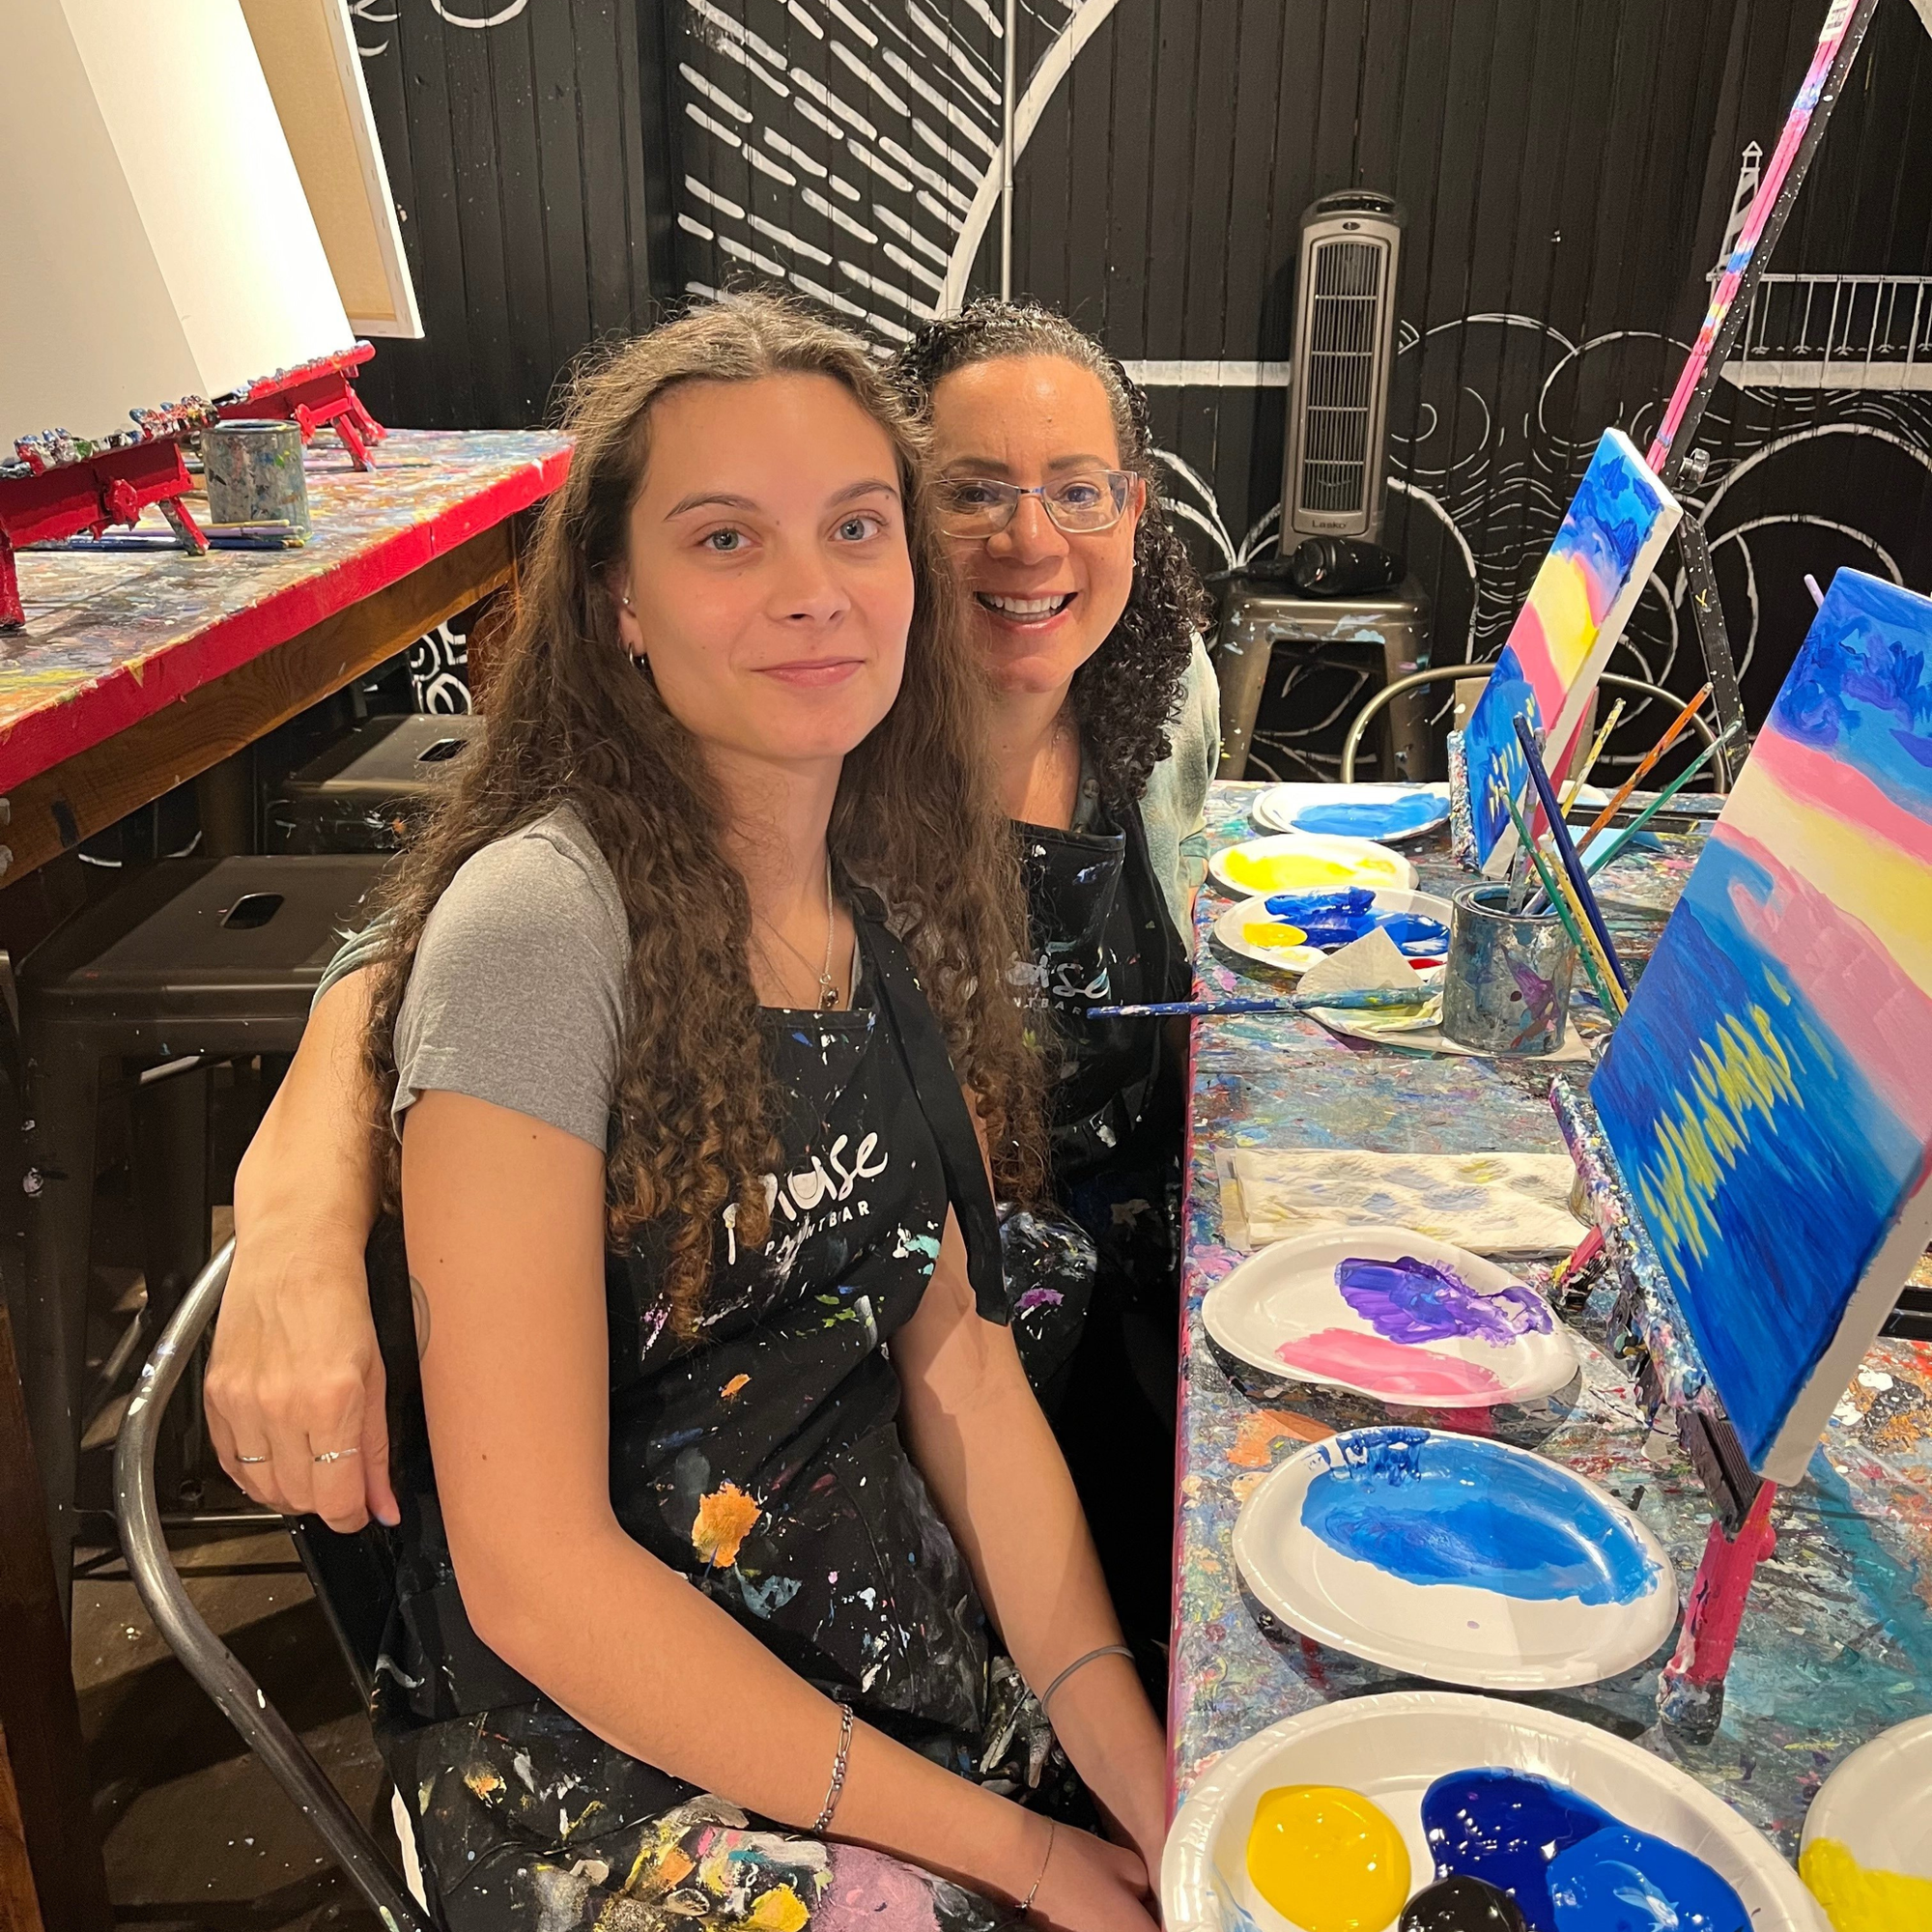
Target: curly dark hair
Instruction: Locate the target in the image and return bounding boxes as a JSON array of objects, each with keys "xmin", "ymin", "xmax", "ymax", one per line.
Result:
[{"xmin": 895, "ymin": 300, "xmax": 1208, "ymax": 807}]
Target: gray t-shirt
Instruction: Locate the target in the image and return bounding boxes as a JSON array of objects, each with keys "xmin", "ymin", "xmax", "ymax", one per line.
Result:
[{"xmin": 386, "ymin": 806, "xmax": 628, "ymax": 1150}]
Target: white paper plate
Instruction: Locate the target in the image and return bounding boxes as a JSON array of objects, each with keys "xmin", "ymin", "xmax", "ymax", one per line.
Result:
[
  {"xmin": 1202, "ymin": 1226, "xmax": 1578, "ymax": 1407},
  {"xmin": 1253, "ymin": 781, "xmax": 1452, "ymax": 842},
  {"xmin": 1801, "ymin": 1711, "xmax": 1932, "ymax": 1887},
  {"xmin": 1209, "ymin": 833, "xmax": 1417, "ymax": 898},
  {"xmin": 1211, "ymin": 890, "xmax": 1456, "ymax": 976},
  {"xmin": 1232, "ymin": 1427, "xmax": 1678, "ymax": 1690},
  {"xmin": 1163, "ymin": 1690, "xmax": 1827, "ymax": 1932}
]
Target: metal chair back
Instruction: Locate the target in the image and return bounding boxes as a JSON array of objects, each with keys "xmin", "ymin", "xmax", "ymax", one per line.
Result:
[
  {"xmin": 112, "ymin": 1241, "xmax": 438, "ymax": 1932},
  {"xmin": 1338, "ymin": 668, "xmax": 1727, "ymax": 786}
]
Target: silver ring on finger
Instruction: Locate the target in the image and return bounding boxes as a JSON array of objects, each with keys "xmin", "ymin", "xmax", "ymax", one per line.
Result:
[
  {"xmin": 236, "ymin": 1453, "xmax": 271, "ymax": 1464},
  {"xmin": 312, "ymin": 1446, "xmax": 362, "ymax": 1465}
]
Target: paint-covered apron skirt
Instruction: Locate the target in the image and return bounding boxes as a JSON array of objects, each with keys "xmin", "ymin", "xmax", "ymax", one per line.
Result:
[
  {"xmin": 1009, "ymin": 797, "xmax": 1193, "ymax": 1638},
  {"xmin": 358, "ymin": 913, "xmax": 1079, "ymax": 1932}
]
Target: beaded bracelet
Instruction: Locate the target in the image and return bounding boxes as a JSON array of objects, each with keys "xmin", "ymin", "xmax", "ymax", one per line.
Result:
[{"xmin": 812, "ymin": 1703, "xmax": 855, "ymax": 1833}]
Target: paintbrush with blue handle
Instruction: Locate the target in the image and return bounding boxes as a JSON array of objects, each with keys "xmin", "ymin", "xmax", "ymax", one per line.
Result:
[
  {"xmin": 1511, "ymin": 714, "xmax": 1633, "ymax": 998},
  {"xmin": 1087, "ymin": 987, "xmax": 1431, "ymax": 1019}
]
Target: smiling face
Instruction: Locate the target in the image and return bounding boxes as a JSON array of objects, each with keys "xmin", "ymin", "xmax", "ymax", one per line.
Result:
[
  {"xmin": 928, "ymin": 354, "xmax": 1146, "ymax": 699},
  {"xmin": 614, "ymin": 372, "xmax": 913, "ymax": 775}
]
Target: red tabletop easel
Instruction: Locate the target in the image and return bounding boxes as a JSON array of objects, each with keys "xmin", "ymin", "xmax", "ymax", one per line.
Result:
[
  {"xmin": 215, "ymin": 341, "xmax": 386, "ymax": 469},
  {"xmin": 0, "ymin": 407, "xmax": 213, "ymax": 633}
]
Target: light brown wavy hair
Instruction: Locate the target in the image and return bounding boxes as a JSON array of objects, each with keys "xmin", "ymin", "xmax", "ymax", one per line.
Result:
[{"xmin": 361, "ymin": 292, "xmax": 1043, "ymax": 1335}]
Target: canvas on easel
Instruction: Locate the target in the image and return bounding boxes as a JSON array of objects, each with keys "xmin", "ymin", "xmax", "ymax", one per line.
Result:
[
  {"xmin": 239, "ymin": 0, "xmax": 422, "ymax": 339},
  {"xmin": 1590, "ymin": 569, "xmax": 1932, "ymax": 1485},
  {"xmin": 0, "ymin": 0, "xmax": 354, "ymax": 453},
  {"xmin": 1457, "ymin": 430, "xmax": 1682, "ymax": 876}
]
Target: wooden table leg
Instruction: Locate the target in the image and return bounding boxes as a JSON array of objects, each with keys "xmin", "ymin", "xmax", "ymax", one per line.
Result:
[{"xmin": 0, "ymin": 1303, "xmax": 110, "ymax": 1932}]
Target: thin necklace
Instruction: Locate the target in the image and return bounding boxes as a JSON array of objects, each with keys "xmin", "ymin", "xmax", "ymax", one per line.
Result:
[{"xmin": 754, "ymin": 855, "xmax": 840, "ymax": 1009}]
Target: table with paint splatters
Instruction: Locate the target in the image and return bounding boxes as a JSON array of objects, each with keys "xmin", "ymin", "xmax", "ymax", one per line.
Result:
[
  {"xmin": 1169, "ymin": 780, "xmax": 1932, "ymax": 1861},
  {"xmin": 0, "ymin": 428, "xmax": 570, "ymax": 883}
]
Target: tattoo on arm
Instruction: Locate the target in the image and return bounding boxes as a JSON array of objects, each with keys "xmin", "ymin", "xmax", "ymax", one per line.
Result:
[{"xmin": 410, "ymin": 1274, "xmax": 431, "ymax": 1360}]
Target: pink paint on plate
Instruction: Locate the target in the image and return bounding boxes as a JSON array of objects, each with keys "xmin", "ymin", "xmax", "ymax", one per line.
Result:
[{"xmin": 1275, "ymin": 1327, "xmax": 1510, "ymax": 1399}]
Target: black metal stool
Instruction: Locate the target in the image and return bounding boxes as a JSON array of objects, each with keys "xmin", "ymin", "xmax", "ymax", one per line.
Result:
[
  {"xmin": 17, "ymin": 854, "xmax": 390, "ymax": 1601},
  {"xmin": 267, "ymin": 713, "xmax": 482, "ymax": 853}
]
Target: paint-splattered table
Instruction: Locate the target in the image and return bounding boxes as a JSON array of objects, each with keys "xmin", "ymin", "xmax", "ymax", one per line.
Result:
[
  {"xmin": 1170, "ymin": 780, "xmax": 1932, "ymax": 1861},
  {"xmin": 0, "ymin": 428, "xmax": 569, "ymax": 882}
]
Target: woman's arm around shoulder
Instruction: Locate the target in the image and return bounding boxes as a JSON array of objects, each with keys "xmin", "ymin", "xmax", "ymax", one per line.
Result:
[{"xmin": 208, "ymin": 964, "xmax": 395, "ymax": 1529}]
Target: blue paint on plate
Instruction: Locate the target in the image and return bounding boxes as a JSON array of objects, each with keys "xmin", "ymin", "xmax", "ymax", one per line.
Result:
[
  {"xmin": 1422, "ymin": 1773, "xmax": 1752, "ymax": 1932},
  {"xmin": 1260, "ymin": 887, "xmax": 1449, "ymax": 955},
  {"xmin": 1548, "ymin": 1826, "xmax": 1748, "ymax": 1932},
  {"xmin": 1293, "ymin": 792, "xmax": 1448, "ymax": 838},
  {"xmin": 1421, "ymin": 1771, "xmax": 1617, "ymax": 1931},
  {"xmin": 1298, "ymin": 1429, "xmax": 1660, "ymax": 1605}
]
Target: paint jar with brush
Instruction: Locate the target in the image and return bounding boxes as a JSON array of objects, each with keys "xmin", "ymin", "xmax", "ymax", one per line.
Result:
[
  {"xmin": 201, "ymin": 418, "xmax": 310, "ymax": 541},
  {"xmin": 1440, "ymin": 884, "xmax": 1577, "ymax": 1054}
]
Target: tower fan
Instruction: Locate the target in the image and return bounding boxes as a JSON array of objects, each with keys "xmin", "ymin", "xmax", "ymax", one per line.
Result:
[{"xmin": 1280, "ymin": 190, "xmax": 1405, "ymax": 543}]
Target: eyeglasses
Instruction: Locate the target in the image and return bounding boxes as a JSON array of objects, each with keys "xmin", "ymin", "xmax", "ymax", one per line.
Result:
[{"xmin": 934, "ymin": 470, "xmax": 1136, "ymax": 539}]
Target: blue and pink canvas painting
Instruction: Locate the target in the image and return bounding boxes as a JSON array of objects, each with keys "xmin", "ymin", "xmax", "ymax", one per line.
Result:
[
  {"xmin": 1592, "ymin": 570, "xmax": 1932, "ymax": 1482},
  {"xmin": 1460, "ymin": 429, "xmax": 1682, "ymax": 874}
]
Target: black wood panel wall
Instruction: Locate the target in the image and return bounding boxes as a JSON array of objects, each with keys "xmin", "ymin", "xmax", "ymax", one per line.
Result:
[
  {"xmin": 351, "ymin": 0, "xmax": 665, "ymax": 429},
  {"xmin": 348, "ymin": 0, "xmax": 1932, "ymax": 741}
]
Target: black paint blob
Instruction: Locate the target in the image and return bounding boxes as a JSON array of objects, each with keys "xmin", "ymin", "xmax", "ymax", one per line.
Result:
[{"xmin": 1401, "ymin": 1874, "xmax": 1532, "ymax": 1932}]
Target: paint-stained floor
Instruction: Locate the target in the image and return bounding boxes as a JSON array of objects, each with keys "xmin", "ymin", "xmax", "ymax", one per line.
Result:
[{"xmin": 73, "ymin": 1521, "xmax": 396, "ymax": 1931}]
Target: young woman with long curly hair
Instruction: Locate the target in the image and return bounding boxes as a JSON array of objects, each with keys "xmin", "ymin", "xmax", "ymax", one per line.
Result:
[
  {"xmin": 208, "ymin": 295, "xmax": 1165, "ymax": 1932},
  {"xmin": 209, "ymin": 300, "xmax": 1210, "ymax": 1705}
]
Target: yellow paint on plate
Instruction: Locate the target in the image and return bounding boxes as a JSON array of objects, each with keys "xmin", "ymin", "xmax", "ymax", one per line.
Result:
[
  {"xmin": 1801, "ymin": 1836, "xmax": 1932, "ymax": 1932},
  {"xmin": 1223, "ymin": 850, "xmax": 1402, "ymax": 893},
  {"xmin": 1245, "ymin": 1783, "xmax": 1410, "ymax": 1932},
  {"xmin": 1241, "ymin": 921, "xmax": 1308, "ymax": 951}
]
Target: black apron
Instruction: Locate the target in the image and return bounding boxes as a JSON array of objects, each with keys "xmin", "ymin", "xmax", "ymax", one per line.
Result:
[
  {"xmin": 366, "ymin": 908, "xmax": 1009, "ymax": 1751},
  {"xmin": 1013, "ymin": 796, "xmax": 1192, "ymax": 1180},
  {"xmin": 1009, "ymin": 798, "xmax": 1193, "ymax": 1637}
]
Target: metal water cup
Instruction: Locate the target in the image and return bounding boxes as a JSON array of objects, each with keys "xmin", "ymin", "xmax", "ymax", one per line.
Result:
[
  {"xmin": 1439, "ymin": 883, "xmax": 1577, "ymax": 1054},
  {"xmin": 201, "ymin": 418, "xmax": 310, "ymax": 535}
]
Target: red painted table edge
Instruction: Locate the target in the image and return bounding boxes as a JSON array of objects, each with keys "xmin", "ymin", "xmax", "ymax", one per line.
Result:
[{"xmin": 0, "ymin": 442, "xmax": 571, "ymax": 793}]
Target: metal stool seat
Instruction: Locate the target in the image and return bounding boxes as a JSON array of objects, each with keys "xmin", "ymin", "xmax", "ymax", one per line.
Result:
[
  {"xmin": 17, "ymin": 854, "xmax": 390, "ymax": 1597},
  {"xmin": 116, "ymin": 1242, "xmax": 438, "ymax": 1931},
  {"xmin": 1214, "ymin": 576, "xmax": 1434, "ymax": 781},
  {"xmin": 268, "ymin": 713, "xmax": 482, "ymax": 853}
]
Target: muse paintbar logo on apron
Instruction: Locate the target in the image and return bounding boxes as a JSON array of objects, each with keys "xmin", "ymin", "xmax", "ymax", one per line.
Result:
[
  {"xmin": 723, "ymin": 1131, "xmax": 893, "ymax": 1271},
  {"xmin": 1011, "ymin": 950, "xmax": 1112, "ymax": 1007}
]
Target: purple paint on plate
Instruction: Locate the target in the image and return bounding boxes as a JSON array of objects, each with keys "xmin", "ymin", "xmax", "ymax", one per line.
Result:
[{"xmin": 1335, "ymin": 1255, "xmax": 1552, "ymax": 1349}]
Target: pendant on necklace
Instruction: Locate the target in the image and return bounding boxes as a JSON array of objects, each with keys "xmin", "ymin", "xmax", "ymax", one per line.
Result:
[{"xmin": 820, "ymin": 984, "xmax": 839, "ymax": 1009}]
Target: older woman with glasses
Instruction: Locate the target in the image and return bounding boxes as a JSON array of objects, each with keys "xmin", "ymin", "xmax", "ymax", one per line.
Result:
[{"xmin": 899, "ymin": 304, "xmax": 1218, "ymax": 1643}]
